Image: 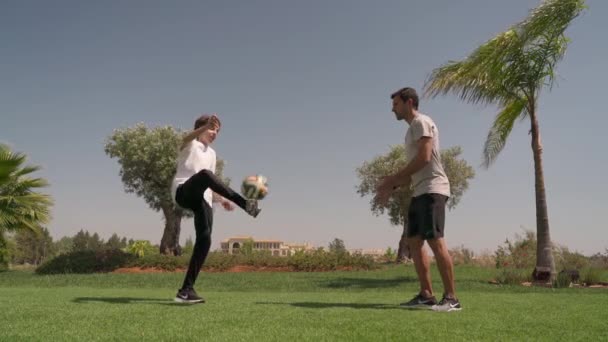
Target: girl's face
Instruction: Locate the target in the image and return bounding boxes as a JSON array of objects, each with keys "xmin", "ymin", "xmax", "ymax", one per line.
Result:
[{"xmin": 198, "ymin": 124, "xmax": 220, "ymax": 145}]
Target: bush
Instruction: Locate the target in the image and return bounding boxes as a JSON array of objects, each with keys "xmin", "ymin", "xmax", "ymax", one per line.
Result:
[
  {"xmin": 0, "ymin": 235, "xmax": 8, "ymax": 272},
  {"xmin": 589, "ymin": 250, "xmax": 608, "ymax": 269},
  {"xmin": 128, "ymin": 253, "xmax": 190, "ymax": 271},
  {"xmin": 554, "ymin": 245, "xmax": 590, "ymax": 271},
  {"xmin": 449, "ymin": 245, "xmax": 475, "ymax": 266},
  {"xmin": 580, "ymin": 267, "xmax": 603, "ymax": 286},
  {"xmin": 288, "ymin": 249, "xmax": 376, "ymax": 272},
  {"xmin": 36, "ymin": 249, "xmax": 135, "ymax": 274},
  {"xmin": 34, "ymin": 247, "xmax": 379, "ymax": 274},
  {"xmin": 494, "ymin": 230, "xmax": 537, "ymax": 284},
  {"xmin": 125, "ymin": 240, "xmax": 157, "ymax": 258},
  {"xmin": 552, "ymin": 271, "xmax": 572, "ymax": 288},
  {"xmin": 472, "ymin": 250, "xmax": 496, "ymax": 268},
  {"xmin": 204, "ymin": 252, "xmax": 239, "ymax": 270},
  {"xmin": 496, "ymin": 268, "xmax": 531, "ymax": 285},
  {"xmin": 495, "ymin": 230, "xmax": 536, "ymax": 270}
]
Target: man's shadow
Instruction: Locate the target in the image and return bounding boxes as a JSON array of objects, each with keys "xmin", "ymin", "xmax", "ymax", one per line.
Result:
[
  {"xmin": 72, "ymin": 297, "xmax": 196, "ymax": 306},
  {"xmin": 319, "ymin": 276, "xmax": 417, "ymax": 289},
  {"xmin": 256, "ymin": 301, "xmax": 403, "ymax": 310}
]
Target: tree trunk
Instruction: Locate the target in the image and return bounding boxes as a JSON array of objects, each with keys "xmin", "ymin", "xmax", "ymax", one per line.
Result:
[
  {"xmin": 529, "ymin": 107, "xmax": 556, "ymax": 282},
  {"xmin": 160, "ymin": 206, "xmax": 183, "ymax": 256},
  {"xmin": 396, "ymin": 222, "xmax": 411, "ymax": 262}
]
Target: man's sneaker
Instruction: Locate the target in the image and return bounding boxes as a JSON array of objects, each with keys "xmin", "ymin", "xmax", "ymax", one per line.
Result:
[
  {"xmin": 246, "ymin": 199, "xmax": 261, "ymax": 218},
  {"xmin": 174, "ymin": 288, "xmax": 205, "ymax": 304},
  {"xmin": 399, "ymin": 294, "xmax": 438, "ymax": 309},
  {"xmin": 431, "ymin": 295, "xmax": 462, "ymax": 312}
]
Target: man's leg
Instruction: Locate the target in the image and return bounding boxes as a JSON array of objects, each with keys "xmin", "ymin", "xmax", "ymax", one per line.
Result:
[
  {"xmin": 427, "ymin": 238, "xmax": 456, "ymax": 298},
  {"xmin": 407, "ymin": 236, "xmax": 433, "ymax": 297}
]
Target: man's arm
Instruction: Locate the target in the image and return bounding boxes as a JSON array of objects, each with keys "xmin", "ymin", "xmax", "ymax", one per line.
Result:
[
  {"xmin": 374, "ymin": 137, "xmax": 433, "ymax": 205},
  {"xmin": 390, "ymin": 137, "xmax": 433, "ymax": 187}
]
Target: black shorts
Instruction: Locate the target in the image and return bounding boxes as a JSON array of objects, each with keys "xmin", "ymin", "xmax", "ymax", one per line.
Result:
[{"xmin": 407, "ymin": 193, "xmax": 448, "ymax": 240}]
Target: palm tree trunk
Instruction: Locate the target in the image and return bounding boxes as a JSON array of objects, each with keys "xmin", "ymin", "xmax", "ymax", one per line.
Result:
[
  {"xmin": 160, "ymin": 206, "xmax": 182, "ymax": 256},
  {"xmin": 529, "ymin": 107, "xmax": 556, "ymax": 282}
]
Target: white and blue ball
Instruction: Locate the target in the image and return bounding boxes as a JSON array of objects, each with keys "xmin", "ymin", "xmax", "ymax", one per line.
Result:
[{"xmin": 241, "ymin": 174, "xmax": 269, "ymax": 200}]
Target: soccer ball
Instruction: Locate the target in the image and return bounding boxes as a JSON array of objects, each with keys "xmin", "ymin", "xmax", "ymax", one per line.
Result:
[{"xmin": 241, "ymin": 174, "xmax": 269, "ymax": 200}]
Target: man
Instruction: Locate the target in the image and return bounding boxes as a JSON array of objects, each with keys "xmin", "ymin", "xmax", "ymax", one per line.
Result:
[
  {"xmin": 171, "ymin": 113, "xmax": 260, "ymax": 303},
  {"xmin": 376, "ymin": 87, "xmax": 461, "ymax": 312}
]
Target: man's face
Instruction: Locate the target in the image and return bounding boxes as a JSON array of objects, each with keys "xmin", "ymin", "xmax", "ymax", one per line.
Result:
[
  {"xmin": 198, "ymin": 124, "xmax": 220, "ymax": 145},
  {"xmin": 392, "ymin": 96, "xmax": 407, "ymax": 120}
]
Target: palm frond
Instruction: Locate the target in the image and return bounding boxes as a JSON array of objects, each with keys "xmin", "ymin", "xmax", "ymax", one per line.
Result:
[
  {"xmin": 425, "ymin": 0, "xmax": 585, "ymax": 103},
  {"xmin": 483, "ymin": 99, "xmax": 527, "ymax": 168},
  {"xmin": 0, "ymin": 145, "xmax": 26, "ymax": 185},
  {"xmin": 13, "ymin": 165, "xmax": 42, "ymax": 178},
  {"xmin": 0, "ymin": 145, "xmax": 53, "ymax": 233},
  {"xmin": 424, "ymin": 0, "xmax": 585, "ymax": 165}
]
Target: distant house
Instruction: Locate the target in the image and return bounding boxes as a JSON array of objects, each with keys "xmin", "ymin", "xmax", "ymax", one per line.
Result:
[
  {"xmin": 220, "ymin": 236, "xmax": 314, "ymax": 256},
  {"xmin": 348, "ymin": 248, "xmax": 386, "ymax": 261}
]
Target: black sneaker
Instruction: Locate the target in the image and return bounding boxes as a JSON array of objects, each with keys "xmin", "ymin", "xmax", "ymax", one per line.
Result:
[
  {"xmin": 174, "ymin": 288, "xmax": 205, "ymax": 304},
  {"xmin": 246, "ymin": 199, "xmax": 261, "ymax": 218},
  {"xmin": 431, "ymin": 295, "xmax": 462, "ymax": 312},
  {"xmin": 400, "ymin": 294, "xmax": 438, "ymax": 309}
]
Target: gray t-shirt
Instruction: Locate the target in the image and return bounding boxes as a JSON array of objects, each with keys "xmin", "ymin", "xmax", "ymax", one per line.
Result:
[{"xmin": 404, "ymin": 114, "xmax": 451, "ymax": 198}]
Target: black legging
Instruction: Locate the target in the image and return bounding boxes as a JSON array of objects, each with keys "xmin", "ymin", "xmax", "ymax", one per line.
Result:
[{"xmin": 175, "ymin": 169, "xmax": 248, "ymax": 290}]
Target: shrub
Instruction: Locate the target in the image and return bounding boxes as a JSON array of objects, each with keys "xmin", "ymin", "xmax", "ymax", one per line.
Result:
[
  {"xmin": 589, "ymin": 250, "xmax": 608, "ymax": 269},
  {"xmin": 495, "ymin": 230, "xmax": 536, "ymax": 271},
  {"xmin": 552, "ymin": 271, "xmax": 572, "ymax": 288},
  {"xmin": 449, "ymin": 245, "xmax": 475, "ymax": 265},
  {"xmin": 554, "ymin": 245, "xmax": 590, "ymax": 271},
  {"xmin": 204, "ymin": 252, "xmax": 239, "ymax": 270},
  {"xmin": 580, "ymin": 267, "xmax": 603, "ymax": 286},
  {"xmin": 36, "ymin": 249, "xmax": 135, "ymax": 274},
  {"xmin": 496, "ymin": 268, "xmax": 531, "ymax": 285},
  {"xmin": 0, "ymin": 235, "xmax": 8, "ymax": 272},
  {"xmin": 128, "ymin": 253, "xmax": 190, "ymax": 271},
  {"xmin": 288, "ymin": 248, "xmax": 375, "ymax": 272},
  {"xmin": 125, "ymin": 240, "xmax": 157, "ymax": 258}
]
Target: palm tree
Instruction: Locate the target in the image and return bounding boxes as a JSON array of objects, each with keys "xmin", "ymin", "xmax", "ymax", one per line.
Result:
[
  {"xmin": 0, "ymin": 144, "xmax": 53, "ymax": 235},
  {"xmin": 424, "ymin": 0, "xmax": 586, "ymax": 281}
]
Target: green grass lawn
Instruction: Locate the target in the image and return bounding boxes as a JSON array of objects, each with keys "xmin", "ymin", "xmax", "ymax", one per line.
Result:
[{"xmin": 1, "ymin": 265, "xmax": 607, "ymax": 341}]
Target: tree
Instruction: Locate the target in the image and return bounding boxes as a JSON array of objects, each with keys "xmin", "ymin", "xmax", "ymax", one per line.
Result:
[
  {"xmin": 424, "ymin": 0, "xmax": 586, "ymax": 280},
  {"xmin": 105, "ymin": 124, "xmax": 230, "ymax": 256},
  {"xmin": 106, "ymin": 233, "xmax": 127, "ymax": 250},
  {"xmin": 356, "ymin": 146, "xmax": 474, "ymax": 261},
  {"xmin": 89, "ymin": 233, "xmax": 105, "ymax": 251},
  {"xmin": 12, "ymin": 227, "xmax": 55, "ymax": 265},
  {"xmin": 54, "ymin": 236, "xmax": 74, "ymax": 256},
  {"xmin": 72, "ymin": 230, "xmax": 91, "ymax": 252},
  {"xmin": 71, "ymin": 229, "xmax": 105, "ymax": 252},
  {"xmin": 0, "ymin": 145, "xmax": 53, "ymax": 268},
  {"xmin": 328, "ymin": 238, "xmax": 346, "ymax": 254},
  {"xmin": 241, "ymin": 239, "xmax": 255, "ymax": 256}
]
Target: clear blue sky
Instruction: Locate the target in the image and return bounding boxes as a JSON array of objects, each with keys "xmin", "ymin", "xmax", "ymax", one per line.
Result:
[{"xmin": 2, "ymin": 0, "xmax": 606, "ymax": 254}]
